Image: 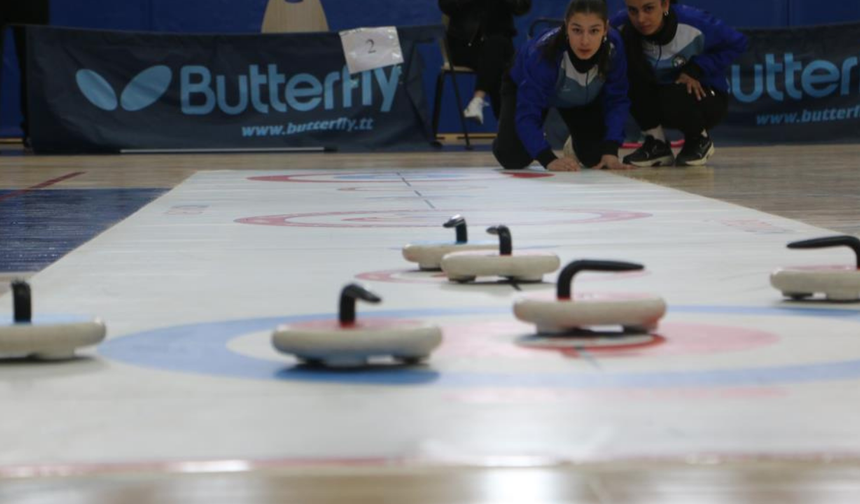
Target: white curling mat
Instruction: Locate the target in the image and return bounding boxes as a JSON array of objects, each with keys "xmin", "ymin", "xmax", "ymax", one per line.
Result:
[{"xmin": 3, "ymin": 167, "xmax": 860, "ymax": 468}]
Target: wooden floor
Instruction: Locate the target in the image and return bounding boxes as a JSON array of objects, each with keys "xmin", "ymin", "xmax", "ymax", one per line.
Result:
[
  {"xmin": 3, "ymin": 143, "xmax": 859, "ymax": 234},
  {"xmin": 2, "ymin": 141, "xmax": 860, "ymax": 503},
  {"xmin": 5, "ymin": 463, "xmax": 860, "ymax": 504}
]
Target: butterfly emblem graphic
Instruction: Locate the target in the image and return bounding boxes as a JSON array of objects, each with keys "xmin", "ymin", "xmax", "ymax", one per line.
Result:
[{"xmin": 76, "ymin": 66, "xmax": 173, "ymax": 112}]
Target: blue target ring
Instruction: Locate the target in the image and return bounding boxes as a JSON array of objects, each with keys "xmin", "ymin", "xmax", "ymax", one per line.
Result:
[{"xmin": 98, "ymin": 306, "xmax": 860, "ymax": 388}]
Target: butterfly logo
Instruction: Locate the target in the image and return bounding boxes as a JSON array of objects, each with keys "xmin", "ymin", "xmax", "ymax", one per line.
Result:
[{"xmin": 76, "ymin": 66, "xmax": 173, "ymax": 112}]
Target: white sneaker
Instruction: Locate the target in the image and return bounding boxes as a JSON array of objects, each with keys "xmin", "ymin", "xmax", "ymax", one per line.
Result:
[{"xmin": 463, "ymin": 97, "xmax": 486, "ymax": 124}]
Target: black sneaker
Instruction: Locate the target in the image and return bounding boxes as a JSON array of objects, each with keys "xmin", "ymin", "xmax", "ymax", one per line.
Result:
[
  {"xmin": 622, "ymin": 136, "xmax": 675, "ymax": 167},
  {"xmin": 675, "ymin": 136, "xmax": 715, "ymax": 166}
]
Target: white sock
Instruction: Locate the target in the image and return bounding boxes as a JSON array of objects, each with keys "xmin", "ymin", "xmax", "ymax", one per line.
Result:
[
  {"xmin": 701, "ymin": 129, "xmax": 709, "ymax": 138},
  {"xmin": 644, "ymin": 127, "xmax": 666, "ymax": 142}
]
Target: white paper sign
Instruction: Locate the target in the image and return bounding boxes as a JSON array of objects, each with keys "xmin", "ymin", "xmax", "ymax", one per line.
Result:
[{"xmin": 339, "ymin": 26, "xmax": 404, "ymax": 75}]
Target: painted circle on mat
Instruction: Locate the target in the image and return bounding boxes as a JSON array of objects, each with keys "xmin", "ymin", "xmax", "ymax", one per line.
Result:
[
  {"xmin": 338, "ymin": 185, "xmax": 489, "ymax": 193},
  {"xmin": 436, "ymin": 319, "xmax": 776, "ymax": 358},
  {"xmin": 362, "ymin": 196, "xmax": 474, "ymax": 202},
  {"xmin": 98, "ymin": 305, "xmax": 860, "ymax": 389},
  {"xmin": 248, "ymin": 171, "xmax": 554, "ymax": 184},
  {"xmin": 236, "ymin": 209, "xmax": 652, "ymax": 228},
  {"xmin": 355, "ymin": 269, "xmax": 648, "ymax": 285}
]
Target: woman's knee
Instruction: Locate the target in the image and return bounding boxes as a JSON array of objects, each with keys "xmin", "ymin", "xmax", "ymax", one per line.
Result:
[
  {"xmin": 493, "ymin": 140, "xmax": 532, "ymax": 170},
  {"xmin": 658, "ymin": 84, "xmax": 701, "ymax": 125},
  {"xmin": 577, "ymin": 150, "xmax": 602, "ymax": 168}
]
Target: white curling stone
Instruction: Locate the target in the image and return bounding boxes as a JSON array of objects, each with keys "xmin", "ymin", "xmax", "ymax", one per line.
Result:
[
  {"xmin": 441, "ymin": 250, "xmax": 560, "ymax": 281},
  {"xmin": 272, "ymin": 319, "xmax": 443, "ymax": 367},
  {"xmin": 0, "ymin": 316, "xmax": 107, "ymax": 360},
  {"xmin": 402, "ymin": 241, "xmax": 497, "ymax": 270},
  {"xmin": 514, "ymin": 293, "xmax": 666, "ymax": 334},
  {"xmin": 771, "ymin": 266, "xmax": 860, "ymax": 301}
]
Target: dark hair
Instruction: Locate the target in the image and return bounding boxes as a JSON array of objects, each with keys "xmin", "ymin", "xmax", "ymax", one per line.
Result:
[
  {"xmin": 541, "ymin": 0, "xmax": 611, "ymax": 79},
  {"xmin": 621, "ymin": 0, "xmax": 672, "ymax": 82}
]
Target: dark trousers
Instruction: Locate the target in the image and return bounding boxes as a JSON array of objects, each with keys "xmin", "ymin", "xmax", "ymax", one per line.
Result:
[
  {"xmin": 628, "ymin": 71, "xmax": 728, "ymax": 139},
  {"xmin": 493, "ymin": 75, "xmax": 607, "ymax": 170},
  {"xmin": 447, "ymin": 34, "xmax": 514, "ymax": 119},
  {"xmin": 1, "ymin": 0, "xmax": 50, "ymax": 137}
]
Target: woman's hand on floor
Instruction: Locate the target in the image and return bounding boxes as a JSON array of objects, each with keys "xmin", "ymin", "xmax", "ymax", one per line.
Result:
[
  {"xmin": 591, "ymin": 155, "xmax": 634, "ymax": 171},
  {"xmin": 547, "ymin": 158, "xmax": 581, "ymax": 172}
]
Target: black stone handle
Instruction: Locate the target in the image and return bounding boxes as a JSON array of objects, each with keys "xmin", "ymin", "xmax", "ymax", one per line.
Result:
[
  {"xmin": 339, "ymin": 283, "xmax": 382, "ymax": 325},
  {"xmin": 12, "ymin": 280, "xmax": 32, "ymax": 324},
  {"xmin": 556, "ymin": 260, "xmax": 644, "ymax": 300},
  {"xmin": 486, "ymin": 225, "xmax": 512, "ymax": 256},
  {"xmin": 443, "ymin": 215, "xmax": 468, "ymax": 244},
  {"xmin": 787, "ymin": 236, "xmax": 860, "ymax": 268}
]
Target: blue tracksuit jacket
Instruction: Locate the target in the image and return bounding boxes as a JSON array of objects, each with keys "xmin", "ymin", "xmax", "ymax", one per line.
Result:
[
  {"xmin": 611, "ymin": 5, "xmax": 748, "ymax": 93},
  {"xmin": 508, "ymin": 27, "xmax": 630, "ymax": 162}
]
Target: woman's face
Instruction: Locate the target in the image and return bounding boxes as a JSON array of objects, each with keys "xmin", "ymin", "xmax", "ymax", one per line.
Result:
[
  {"xmin": 566, "ymin": 12, "xmax": 607, "ymax": 60},
  {"xmin": 625, "ymin": 0, "xmax": 669, "ymax": 36}
]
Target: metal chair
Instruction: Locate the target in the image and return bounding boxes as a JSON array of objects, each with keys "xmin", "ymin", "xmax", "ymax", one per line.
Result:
[{"xmin": 431, "ymin": 15, "xmax": 475, "ymax": 150}]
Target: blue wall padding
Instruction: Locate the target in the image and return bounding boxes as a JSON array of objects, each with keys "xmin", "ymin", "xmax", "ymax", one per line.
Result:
[{"xmin": 788, "ymin": 0, "xmax": 860, "ymax": 27}]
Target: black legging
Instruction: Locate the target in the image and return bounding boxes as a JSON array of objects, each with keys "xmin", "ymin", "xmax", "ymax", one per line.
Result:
[
  {"xmin": 628, "ymin": 71, "xmax": 728, "ymax": 139},
  {"xmin": 493, "ymin": 75, "xmax": 607, "ymax": 170},
  {"xmin": 447, "ymin": 34, "xmax": 514, "ymax": 119},
  {"xmin": 0, "ymin": 0, "xmax": 50, "ymax": 137}
]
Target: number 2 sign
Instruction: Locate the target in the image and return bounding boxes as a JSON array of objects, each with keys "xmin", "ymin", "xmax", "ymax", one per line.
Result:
[{"xmin": 339, "ymin": 27, "xmax": 404, "ymax": 75}]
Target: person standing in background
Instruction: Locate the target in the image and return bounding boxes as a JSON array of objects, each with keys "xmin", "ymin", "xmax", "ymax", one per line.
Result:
[
  {"xmin": 1, "ymin": 0, "xmax": 50, "ymax": 146},
  {"xmin": 439, "ymin": 0, "xmax": 532, "ymax": 125}
]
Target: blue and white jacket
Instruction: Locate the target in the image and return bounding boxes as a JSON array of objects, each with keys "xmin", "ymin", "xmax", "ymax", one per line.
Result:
[
  {"xmin": 611, "ymin": 5, "xmax": 747, "ymax": 93},
  {"xmin": 509, "ymin": 27, "xmax": 630, "ymax": 167}
]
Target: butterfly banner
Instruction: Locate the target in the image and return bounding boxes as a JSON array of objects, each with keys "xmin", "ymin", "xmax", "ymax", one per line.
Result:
[
  {"xmin": 25, "ymin": 25, "xmax": 443, "ymax": 154},
  {"xmin": 718, "ymin": 22, "xmax": 860, "ymax": 145}
]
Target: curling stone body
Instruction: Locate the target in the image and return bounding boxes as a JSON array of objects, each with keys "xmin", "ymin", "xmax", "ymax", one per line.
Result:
[
  {"xmin": 402, "ymin": 242, "xmax": 497, "ymax": 271},
  {"xmin": 514, "ymin": 296, "xmax": 666, "ymax": 334},
  {"xmin": 0, "ymin": 317, "xmax": 107, "ymax": 360},
  {"xmin": 771, "ymin": 236, "xmax": 860, "ymax": 301},
  {"xmin": 513, "ymin": 259, "xmax": 665, "ymax": 334},
  {"xmin": 441, "ymin": 250, "xmax": 560, "ymax": 282},
  {"xmin": 272, "ymin": 322, "xmax": 442, "ymax": 367},
  {"xmin": 271, "ymin": 284, "xmax": 442, "ymax": 368},
  {"xmin": 770, "ymin": 267, "xmax": 860, "ymax": 301},
  {"xmin": 403, "ymin": 214, "xmax": 495, "ymax": 270}
]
